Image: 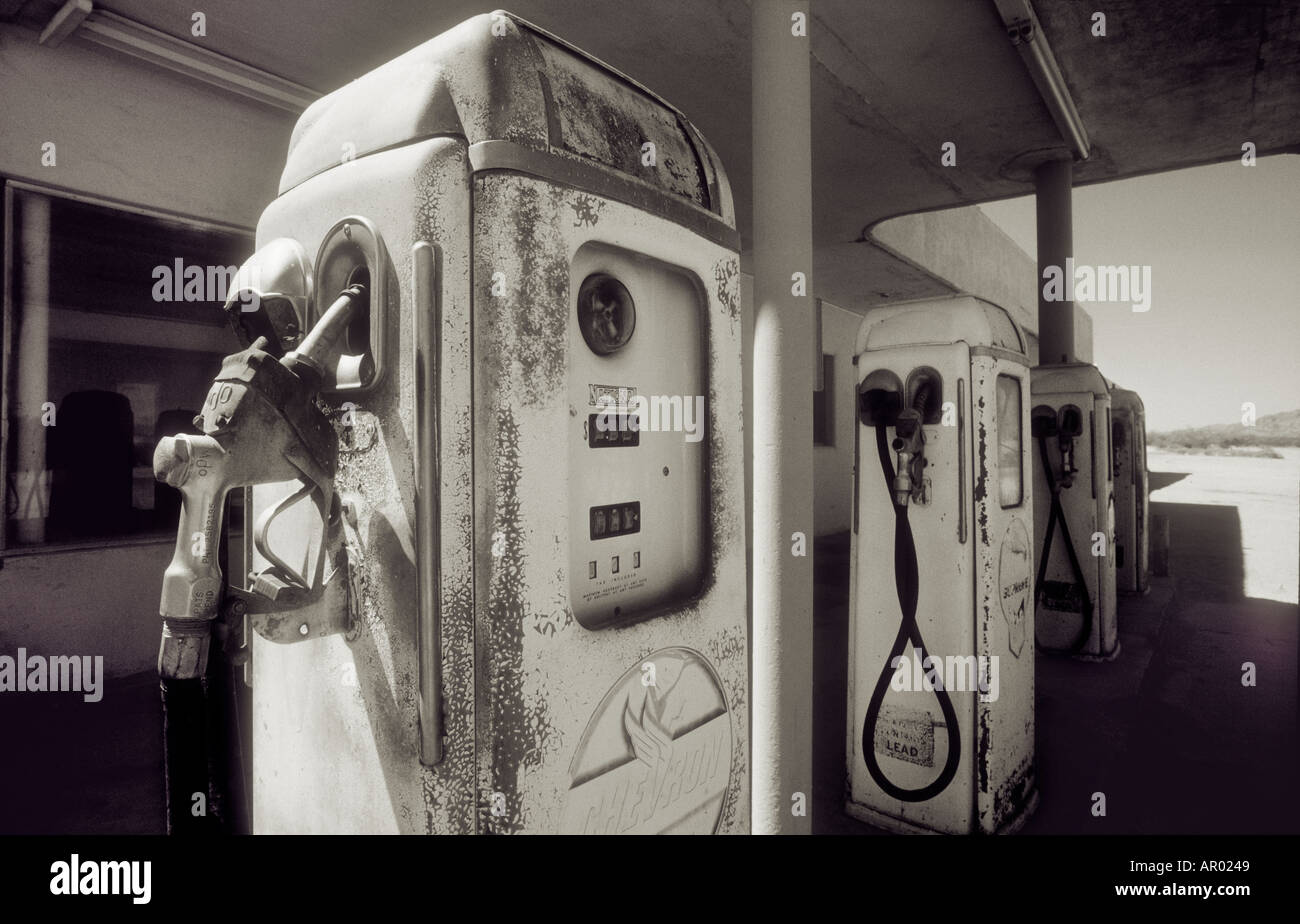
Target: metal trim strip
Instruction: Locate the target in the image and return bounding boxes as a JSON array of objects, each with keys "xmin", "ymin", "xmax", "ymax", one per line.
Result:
[
  {"xmin": 413, "ymin": 240, "xmax": 444, "ymax": 766},
  {"xmin": 958, "ymin": 376, "xmax": 967, "ymax": 544}
]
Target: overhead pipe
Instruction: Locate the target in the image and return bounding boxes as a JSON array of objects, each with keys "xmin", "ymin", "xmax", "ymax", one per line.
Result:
[{"xmin": 993, "ymin": 0, "xmax": 1091, "ymax": 161}]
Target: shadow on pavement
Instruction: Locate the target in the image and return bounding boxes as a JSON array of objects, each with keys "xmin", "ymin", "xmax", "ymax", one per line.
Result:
[
  {"xmin": 1148, "ymin": 470, "xmax": 1192, "ymax": 492},
  {"xmin": 0, "ymin": 670, "xmax": 164, "ymax": 834}
]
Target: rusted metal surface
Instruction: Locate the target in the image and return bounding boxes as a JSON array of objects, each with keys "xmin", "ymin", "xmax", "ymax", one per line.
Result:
[
  {"xmin": 242, "ymin": 12, "xmax": 745, "ymax": 834},
  {"xmin": 472, "ymin": 172, "xmax": 748, "ymax": 834},
  {"xmin": 250, "ymin": 137, "xmax": 475, "ymax": 834},
  {"xmin": 970, "ymin": 352, "xmax": 1036, "ymax": 834},
  {"xmin": 277, "ymin": 13, "xmax": 723, "ymax": 224}
]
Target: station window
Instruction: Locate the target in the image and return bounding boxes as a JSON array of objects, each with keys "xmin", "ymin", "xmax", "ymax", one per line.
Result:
[
  {"xmin": 996, "ymin": 374, "xmax": 1022, "ymax": 507},
  {"xmin": 3, "ymin": 186, "xmax": 251, "ymax": 551},
  {"xmin": 813, "ymin": 354, "xmax": 834, "ymax": 446}
]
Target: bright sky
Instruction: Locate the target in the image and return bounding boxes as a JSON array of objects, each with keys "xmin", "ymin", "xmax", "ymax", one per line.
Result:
[{"xmin": 978, "ymin": 155, "xmax": 1300, "ymax": 432}]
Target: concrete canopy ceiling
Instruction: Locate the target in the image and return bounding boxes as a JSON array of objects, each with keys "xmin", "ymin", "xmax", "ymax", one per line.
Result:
[{"xmin": 8, "ymin": 0, "xmax": 1299, "ymax": 314}]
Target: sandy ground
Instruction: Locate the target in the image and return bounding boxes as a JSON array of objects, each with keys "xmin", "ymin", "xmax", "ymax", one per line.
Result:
[{"xmin": 1147, "ymin": 447, "xmax": 1299, "ymax": 603}]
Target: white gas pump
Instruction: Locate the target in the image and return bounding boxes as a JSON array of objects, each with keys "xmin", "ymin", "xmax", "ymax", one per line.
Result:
[
  {"xmin": 1108, "ymin": 381, "xmax": 1149, "ymax": 594},
  {"xmin": 1030, "ymin": 363, "xmax": 1118, "ymax": 657},
  {"xmin": 166, "ymin": 12, "xmax": 748, "ymax": 834},
  {"xmin": 848, "ymin": 295, "xmax": 1037, "ymax": 835}
]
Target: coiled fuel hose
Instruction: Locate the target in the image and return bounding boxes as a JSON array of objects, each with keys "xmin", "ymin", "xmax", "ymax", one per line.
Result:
[
  {"xmin": 860, "ymin": 387, "xmax": 962, "ymax": 803},
  {"xmin": 1033, "ymin": 435, "xmax": 1093, "ymax": 653}
]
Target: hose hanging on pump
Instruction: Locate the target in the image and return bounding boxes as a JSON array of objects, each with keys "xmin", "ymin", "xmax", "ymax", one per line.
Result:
[
  {"xmin": 160, "ymin": 507, "xmax": 232, "ymax": 834},
  {"xmin": 1033, "ymin": 430, "xmax": 1093, "ymax": 654},
  {"xmin": 860, "ymin": 383, "xmax": 961, "ymax": 803}
]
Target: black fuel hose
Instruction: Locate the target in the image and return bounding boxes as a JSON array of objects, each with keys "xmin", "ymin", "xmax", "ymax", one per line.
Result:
[
  {"xmin": 859, "ymin": 418, "xmax": 962, "ymax": 803},
  {"xmin": 1033, "ymin": 435, "xmax": 1093, "ymax": 654},
  {"xmin": 161, "ymin": 675, "xmax": 217, "ymax": 834},
  {"xmin": 160, "ymin": 499, "xmax": 238, "ymax": 834}
]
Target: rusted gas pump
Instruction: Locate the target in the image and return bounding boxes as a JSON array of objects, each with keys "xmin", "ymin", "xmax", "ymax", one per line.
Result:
[
  {"xmin": 1107, "ymin": 381, "xmax": 1149, "ymax": 594},
  {"xmin": 848, "ymin": 295, "xmax": 1037, "ymax": 835},
  {"xmin": 1030, "ymin": 363, "xmax": 1118, "ymax": 657},
  {"xmin": 156, "ymin": 11, "xmax": 748, "ymax": 834}
]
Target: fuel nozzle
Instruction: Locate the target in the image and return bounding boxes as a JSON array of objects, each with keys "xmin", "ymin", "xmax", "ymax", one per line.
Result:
[
  {"xmin": 1057, "ymin": 435, "xmax": 1077, "ymax": 488},
  {"xmin": 891, "ymin": 408, "xmax": 925, "ymax": 507},
  {"xmin": 1056, "ymin": 405, "xmax": 1084, "ymax": 489},
  {"xmin": 152, "ymin": 283, "xmax": 368, "ymax": 680}
]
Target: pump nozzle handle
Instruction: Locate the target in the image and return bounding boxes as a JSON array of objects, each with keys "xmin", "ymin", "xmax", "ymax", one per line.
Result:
[
  {"xmin": 154, "ymin": 434, "xmax": 229, "ymax": 679},
  {"xmin": 890, "ymin": 408, "xmax": 926, "ymax": 507}
]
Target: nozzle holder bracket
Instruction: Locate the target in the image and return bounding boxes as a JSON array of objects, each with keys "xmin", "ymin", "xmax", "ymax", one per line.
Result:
[
  {"xmin": 858, "ymin": 369, "xmax": 904, "ymax": 426},
  {"xmin": 232, "ymin": 559, "xmax": 353, "ymax": 645},
  {"xmin": 313, "ymin": 215, "xmax": 389, "ymax": 395},
  {"xmin": 905, "ymin": 367, "xmax": 944, "ymax": 424}
]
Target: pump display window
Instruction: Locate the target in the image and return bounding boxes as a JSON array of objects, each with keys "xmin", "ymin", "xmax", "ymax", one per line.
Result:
[{"xmin": 2, "ymin": 185, "xmax": 252, "ymax": 550}]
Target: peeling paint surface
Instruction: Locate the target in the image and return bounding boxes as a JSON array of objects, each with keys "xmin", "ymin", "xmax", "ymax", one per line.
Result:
[
  {"xmin": 473, "ymin": 173, "xmax": 747, "ymax": 833},
  {"xmin": 713, "ymin": 256, "xmax": 741, "ymax": 332},
  {"xmin": 533, "ymin": 39, "xmax": 710, "ymax": 209},
  {"xmin": 975, "ymin": 394, "xmax": 991, "ymax": 546},
  {"xmin": 971, "ymin": 353, "xmax": 1036, "ymax": 833},
  {"xmin": 251, "ymin": 137, "xmax": 476, "ymax": 834},
  {"xmin": 245, "ymin": 13, "xmax": 743, "ymax": 836},
  {"xmin": 571, "ymin": 194, "xmax": 604, "ymax": 228}
]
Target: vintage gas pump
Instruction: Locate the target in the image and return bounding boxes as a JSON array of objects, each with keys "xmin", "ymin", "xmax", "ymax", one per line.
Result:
[
  {"xmin": 1030, "ymin": 364, "xmax": 1118, "ymax": 657},
  {"xmin": 847, "ymin": 295, "xmax": 1037, "ymax": 835},
  {"xmin": 154, "ymin": 11, "xmax": 748, "ymax": 835},
  {"xmin": 1108, "ymin": 381, "xmax": 1149, "ymax": 594}
]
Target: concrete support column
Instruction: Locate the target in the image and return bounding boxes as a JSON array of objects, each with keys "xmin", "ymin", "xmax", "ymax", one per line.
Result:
[
  {"xmin": 751, "ymin": 0, "xmax": 814, "ymax": 835},
  {"xmin": 14, "ymin": 192, "xmax": 52, "ymax": 544},
  {"xmin": 1035, "ymin": 158, "xmax": 1075, "ymax": 365}
]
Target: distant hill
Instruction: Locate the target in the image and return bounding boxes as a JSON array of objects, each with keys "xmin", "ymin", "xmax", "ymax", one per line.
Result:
[{"xmin": 1149, "ymin": 409, "xmax": 1300, "ymax": 450}]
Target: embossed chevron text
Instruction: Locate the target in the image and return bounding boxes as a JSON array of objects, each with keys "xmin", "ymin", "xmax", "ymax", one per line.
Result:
[{"xmin": 563, "ymin": 700, "xmax": 731, "ymax": 835}]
